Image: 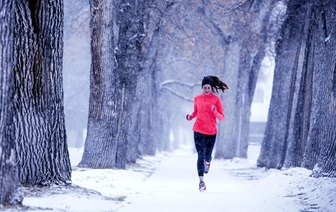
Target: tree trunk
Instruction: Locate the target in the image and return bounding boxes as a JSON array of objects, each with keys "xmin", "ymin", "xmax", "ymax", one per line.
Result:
[
  {"xmin": 215, "ymin": 42, "xmax": 241, "ymax": 159},
  {"xmin": 0, "ymin": 0, "xmax": 23, "ymax": 205},
  {"xmin": 132, "ymin": 4, "xmax": 163, "ymax": 157},
  {"xmin": 114, "ymin": 0, "xmax": 148, "ymax": 168},
  {"xmin": 305, "ymin": 1, "xmax": 336, "ymax": 177},
  {"xmin": 78, "ymin": 0, "xmax": 120, "ymax": 168},
  {"xmin": 13, "ymin": 0, "xmax": 71, "ymax": 185},
  {"xmin": 79, "ymin": 0, "xmax": 148, "ymax": 168},
  {"xmin": 283, "ymin": 2, "xmax": 314, "ymax": 168}
]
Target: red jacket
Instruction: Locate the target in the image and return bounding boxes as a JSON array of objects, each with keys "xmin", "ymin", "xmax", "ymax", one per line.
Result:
[{"xmin": 189, "ymin": 92, "xmax": 224, "ymax": 135}]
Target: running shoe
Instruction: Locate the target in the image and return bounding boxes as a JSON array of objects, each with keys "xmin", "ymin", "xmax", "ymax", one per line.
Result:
[{"xmin": 199, "ymin": 181, "xmax": 206, "ymax": 192}]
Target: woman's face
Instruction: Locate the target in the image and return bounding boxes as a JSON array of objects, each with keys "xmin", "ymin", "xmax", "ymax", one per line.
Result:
[{"xmin": 202, "ymin": 84, "xmax": 212, "ymax": 95}]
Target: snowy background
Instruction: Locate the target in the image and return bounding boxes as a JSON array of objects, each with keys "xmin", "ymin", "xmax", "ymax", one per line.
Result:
[
  {"xmin": 2, "ymin": 2, "xmax": 333, "ymax": 212},
  {"xmin": 4, "ymin": 34, "xmax": 333, "ymax": 211},
  {"xmin": 2, "ymin": 141, "xmax": 334, "ymax": 212}
]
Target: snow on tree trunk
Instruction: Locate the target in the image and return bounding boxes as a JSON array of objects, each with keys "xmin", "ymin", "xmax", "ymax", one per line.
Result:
[
  {"xmin": 13, "ymin": 0, "xmax": 71, "ymax": 185},
  {"xmin": 0, "ymin": 0, "xmax": 24, "ymax": 205}
]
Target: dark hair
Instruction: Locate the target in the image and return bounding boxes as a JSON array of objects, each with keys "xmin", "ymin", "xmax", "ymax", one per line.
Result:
[{"xmin": 203, "ymin": 75, "xmax": 229, "ymax": 93}]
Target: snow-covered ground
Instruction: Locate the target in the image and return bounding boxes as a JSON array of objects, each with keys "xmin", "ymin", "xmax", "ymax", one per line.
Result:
[{"xmin": 2, "ymin": 143, "xmax": 335, "ymax": 212}]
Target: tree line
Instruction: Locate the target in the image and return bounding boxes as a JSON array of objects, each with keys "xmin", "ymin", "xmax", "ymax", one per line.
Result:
[{"xmin": 1, "ymin": 0, "xmax": 335, "ymax": 207}]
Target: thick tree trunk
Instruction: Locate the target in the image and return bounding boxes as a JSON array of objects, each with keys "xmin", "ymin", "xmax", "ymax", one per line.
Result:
[
  {"xmin": 13, "ymin": 0, "xmax": 71, "ymax": 185},
  {"xmin": 143, "ymin": 6, "xmax": 167, "ymax": 153},
  {"xmin": 131, "ymin": 70, "xmax": 156, "ymax": 157},
  {"xmin": 0, "ymin": 0, "xmax": 23, "ymax": 205},
  {"xmin": 306, "ymin": 2, "xmax": 336, "ymax": 177},
  {"xmin": 283, "ymin": 3, "xmax": 314, "ymax": 168},
  {"xmin": 114, "ymin": 0, "xmax": 147, "ymax": 168},
  {"xmin": 79, "ymin": 0, "xmax": 120, "ymax": 168}
]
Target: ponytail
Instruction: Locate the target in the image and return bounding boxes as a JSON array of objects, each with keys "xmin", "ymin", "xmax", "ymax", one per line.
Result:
[{"xmin": 208, "ymin": 75, "xmax": 229, "ymax": 93}]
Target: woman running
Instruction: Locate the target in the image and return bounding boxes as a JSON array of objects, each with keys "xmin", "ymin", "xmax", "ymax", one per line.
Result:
[{"xmin": 186, "ymin": 75, "xmax": 229, "ymax": 191}]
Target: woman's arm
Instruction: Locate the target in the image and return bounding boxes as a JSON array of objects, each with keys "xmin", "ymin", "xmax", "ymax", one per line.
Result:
[
  {"xmin": 213, "ymin": 98, "xmax": 224, "ymax": 120},
  {"xmin": 187, "ymin": 97, "xmax": 198, "ymax": 120}
]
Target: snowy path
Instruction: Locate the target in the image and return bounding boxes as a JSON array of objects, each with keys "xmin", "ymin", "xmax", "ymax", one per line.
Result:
[
  {"xmin": 19, "ymin": 144, "xmax": 336, "ymax": 211},
  {"xmin": 116, "ymin": 145, "xmax": 300, "ymax": 212}
]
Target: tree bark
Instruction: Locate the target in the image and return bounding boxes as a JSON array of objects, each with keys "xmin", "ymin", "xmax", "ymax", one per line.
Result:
[
  {"xmin": 306, "ymin": 1, "xmax": 336, "ymax": 177},
  {"xmin": 0, "ymin": 0, "xmax": 23, "ymax": 205},
  {"xmin": 13, "ymin": 0, "xmax": 71, "ymax": 185}
]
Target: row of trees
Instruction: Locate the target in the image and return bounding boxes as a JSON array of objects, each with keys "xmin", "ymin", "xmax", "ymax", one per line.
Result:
[
  {"xmin": 78, "ymin": 0, "xmax": 279, "ymax": 169},
  {"xmin": 257, "ymin": 0, "xmax": 336, "ymax": 177}
]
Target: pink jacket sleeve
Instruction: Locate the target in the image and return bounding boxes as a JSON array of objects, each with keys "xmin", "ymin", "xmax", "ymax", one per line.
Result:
[
  {"xmin": 190, "ymin": 97, "xmax": 198, "ymax": 119},
  {"xmin": 213, "ymin": 97, "xmax": 224, "ymax": 120}
]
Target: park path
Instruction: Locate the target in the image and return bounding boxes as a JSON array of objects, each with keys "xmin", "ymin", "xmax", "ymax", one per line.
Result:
[{"xmin": 116, "ymin": 145, "xmax": 300, "ymax": 212}]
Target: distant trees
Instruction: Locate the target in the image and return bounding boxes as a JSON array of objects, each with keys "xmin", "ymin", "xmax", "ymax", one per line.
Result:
[
  {"xmin": 0, "ymin": 0, "xmax": 23, "ymax": 205},
  {"xmin": 151, "ymin": 1, "xmax": 228, "ymax": 152},
  {"xmin": 13, "ymin": 0, "xmax": 71, "ymax": 185},
  {"xmin": 149, "ymin": 0, "xmax": 283, "ymax": 159},
  {"xmin": 65, "ymin": 0, "xmax": 287, "ymax": 165},
  {"xmin": 257, "ymin": 0, "xmax": 336, "ymax": 177}
]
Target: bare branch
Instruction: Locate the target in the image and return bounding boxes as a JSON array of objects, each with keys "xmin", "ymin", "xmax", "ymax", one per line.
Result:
[
  {"xmin": 159, "ymin": 79, "xmax": 199, "ymax": 89},
  {"xmin": 160, "ymin": 86, "xmax": 194, "ymax": 102}
]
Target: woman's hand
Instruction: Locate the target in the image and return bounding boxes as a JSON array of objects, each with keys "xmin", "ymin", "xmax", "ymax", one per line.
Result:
[{"xmin": 186, "ymin": 114, "xmax": 191, "ymax": 121}]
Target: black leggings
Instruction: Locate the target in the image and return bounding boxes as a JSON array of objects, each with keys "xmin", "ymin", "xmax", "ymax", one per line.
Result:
[{"xmin": 194, "ymin": 131, "xmax": 216, "ymax": 177}]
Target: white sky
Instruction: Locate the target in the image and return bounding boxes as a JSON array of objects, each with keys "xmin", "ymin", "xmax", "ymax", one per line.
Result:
[{"xmin": 21, "ymin": 142, "xmax": 336, "ymax": 212}]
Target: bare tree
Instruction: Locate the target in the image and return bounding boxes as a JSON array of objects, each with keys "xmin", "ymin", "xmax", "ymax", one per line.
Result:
[
  {"xmin": 0, "ymin": 0, "xmax": 23, "ymax": 205},
  {"xmin": 13, "ymin": 0, "xmax": 71, "ymax": 185},
  {"xmin": 257, "ymin": 0, "xmax": 336, "ymax": 177}
]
